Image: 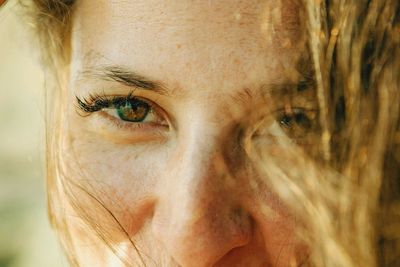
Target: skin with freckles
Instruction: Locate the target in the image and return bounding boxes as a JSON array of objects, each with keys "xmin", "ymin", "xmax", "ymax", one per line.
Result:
[{"xmin": 60, "ymin": 0, "xmax": 315, "ymax": 266}]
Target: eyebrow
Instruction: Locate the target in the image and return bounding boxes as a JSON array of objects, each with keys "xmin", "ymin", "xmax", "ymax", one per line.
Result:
[
  {"xmin": 266, "ymin": 78, "xmax": 315, "ymax": 94},
  {"xmin": 78, "ymin": 65, "xmax": 315, "ymax": 99},
  {"xmin": 79, "ymin": 65, "xmax": 170, "ymax": 96}
]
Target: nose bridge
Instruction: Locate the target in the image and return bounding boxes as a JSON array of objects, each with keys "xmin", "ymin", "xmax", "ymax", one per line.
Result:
[
  {"xmin": 172, "ymin": 116, "xmax": 238, "ymax": 214},
  {"xmin": 176, "ymin": 111, "xmax": 234, "ymax": 191},
  {"xmin": 166, "ymin": 121, "xmax": 230, "ymax": 229},
  {"xmin": 152, "ymin": 119, "xmax": 251, "ymax": 266}
]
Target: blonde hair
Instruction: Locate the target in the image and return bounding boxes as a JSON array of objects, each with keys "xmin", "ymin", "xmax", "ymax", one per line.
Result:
[{"xmin": 27, "ymin": 0, "xmax": 400, "ymax": 266}]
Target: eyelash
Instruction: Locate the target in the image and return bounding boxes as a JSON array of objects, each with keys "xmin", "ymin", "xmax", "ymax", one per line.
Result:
[
  {"xmin": 251, "ymin": 106, "xmax": 318, "ymax": 142},
  {"xmin": 276, "ymin": 107, "xmax": 318, "ymax": 139},
  {"xmin": 76, "ymin": 92, "xmax": 136, "ymax": 113},
  {"xmin": 75, "ymin": 92, "xmax": 166, "ymax": 128},
  {"xmin": 76, "ymin": 92, "xmax": 317, "ymax": 141}
]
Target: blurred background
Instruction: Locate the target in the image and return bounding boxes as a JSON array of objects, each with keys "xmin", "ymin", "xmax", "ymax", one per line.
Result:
[{"xmin": 0, "ymin": 1, "xmax": 66, "ymax": 266}]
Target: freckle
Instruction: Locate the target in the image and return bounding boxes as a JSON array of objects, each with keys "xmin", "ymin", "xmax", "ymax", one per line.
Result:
[
  {"xmin": 176, "ymin": 44, "xmax": 182, "ymax": 49},
  {"xmin": 234, "ymin": 12, "xmax": 242, "ymax": 21}
]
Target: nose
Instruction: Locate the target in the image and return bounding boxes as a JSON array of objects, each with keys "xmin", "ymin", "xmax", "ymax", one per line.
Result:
[{"xmin": 152, "ymin": 132, "xmax": 252, "ymax": 267}]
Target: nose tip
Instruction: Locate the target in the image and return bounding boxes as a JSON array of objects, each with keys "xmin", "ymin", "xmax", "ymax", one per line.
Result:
[
  {"xmin": 150, "ymin": 123, "xmax": 253, "ymax": 266},
  {"xmin": 152, "ymin": 203, "xmax": 252, "ymax": 267}
]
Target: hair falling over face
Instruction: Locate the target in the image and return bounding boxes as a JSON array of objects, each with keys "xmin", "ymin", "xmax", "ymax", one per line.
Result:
[{"xmin": 26, "ymin": 0, "xmax": 400, "ymax": 266}]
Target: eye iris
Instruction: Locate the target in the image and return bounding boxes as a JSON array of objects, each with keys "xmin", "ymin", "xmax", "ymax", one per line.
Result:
[
  {"xmin": 116, "ymin": 99, "xmax": 150, "ymax": 122},
  {"xmin": 295, "ymin": 113, "xmax": 311, "ymax": 129}
]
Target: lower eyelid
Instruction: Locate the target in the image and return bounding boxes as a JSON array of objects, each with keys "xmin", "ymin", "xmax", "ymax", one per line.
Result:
[
  {"xmin": 84, "ymin": 112, "xmax": 169, "ymax": 144},
  {"xmin": 98, "ymin": 110, "xmax": 168, "ymax": 131}
]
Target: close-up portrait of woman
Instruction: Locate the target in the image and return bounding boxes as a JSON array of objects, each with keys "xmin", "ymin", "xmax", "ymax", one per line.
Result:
[{"xmin": 1, "ymin": 0, "xmax": 399, "ymax": 266}]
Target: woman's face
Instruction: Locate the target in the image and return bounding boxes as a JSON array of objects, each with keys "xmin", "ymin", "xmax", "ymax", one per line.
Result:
[{"xmin": 62, "ymin": 0, "xmax": 313, "ymax": 266}]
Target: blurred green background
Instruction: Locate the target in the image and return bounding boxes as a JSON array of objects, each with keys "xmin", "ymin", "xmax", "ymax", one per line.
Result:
[{"xmin": 0, "ymin": 1, "xmax": 66, "ymax": 266}]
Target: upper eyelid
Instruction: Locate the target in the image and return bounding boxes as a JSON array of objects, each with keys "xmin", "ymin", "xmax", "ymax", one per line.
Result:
[
  {"xmin": 273, "ymin": 107, "xmax": 319, "ymax": 121},
  {"xmin": 274, "ymin": 106, "xmax": 318, "ymax": 113},
  {"xmin": 75, "ymin": 92, "xmax": 172, "ymax": 126},
  {"xmin": 75, "ymin": 91, "xmax": 317, "ymax": 129},
  {"xmin": 75, "ymin": 91, "xmax": 140, "ymax": 113}
]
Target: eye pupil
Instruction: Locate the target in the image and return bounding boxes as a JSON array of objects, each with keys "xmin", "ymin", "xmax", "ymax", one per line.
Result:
[
  {"xmin": 295, "ymin": 113, "xmax": 305, "ymax": 123},
  {"xmin": 116, "ymin": 99, "xmax": 150, "ymax": 122}
]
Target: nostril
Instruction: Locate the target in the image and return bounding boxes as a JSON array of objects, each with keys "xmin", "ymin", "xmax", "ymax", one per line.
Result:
[
  {"xmin": 213, "ymin": 224, "xmax": 271, "ymax": 267},
  {"xmin": 151, "ymin": 205, "xmax": 253, "ymax": 267}
]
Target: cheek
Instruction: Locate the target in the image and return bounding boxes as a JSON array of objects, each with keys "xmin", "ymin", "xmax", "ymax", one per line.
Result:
[
  {"xmin": 60, "ymin": 99, "xmax": 306, "ymax": 264},
  {"xmin": 61, "ymin": 122, "xmax": 169, "ymax": 238}
]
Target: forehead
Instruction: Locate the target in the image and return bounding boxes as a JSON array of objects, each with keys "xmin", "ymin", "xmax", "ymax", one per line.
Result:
[{"xmin": 71, "ymin": 0, "xmax": 304, "ymax": 93}]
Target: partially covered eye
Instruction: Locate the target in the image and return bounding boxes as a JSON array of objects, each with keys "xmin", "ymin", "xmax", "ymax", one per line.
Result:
[
  {"xmin": 114, "ymin": 99, "xmax": 150, "ymax": 122},
  {"xmin": 277, "ymin": 108, "xmax": 317, "ymax": 138}
]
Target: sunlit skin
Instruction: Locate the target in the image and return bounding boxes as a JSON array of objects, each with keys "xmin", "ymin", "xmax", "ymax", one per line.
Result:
[{"xmin": 60, "ymin": 0, "xmax": 314, "ymax": 266}]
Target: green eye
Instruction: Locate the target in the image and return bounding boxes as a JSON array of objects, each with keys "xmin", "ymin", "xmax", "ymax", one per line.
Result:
[{"xmin": 115, "ymin": 99, "xmax": 150, "ymax": 122}]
